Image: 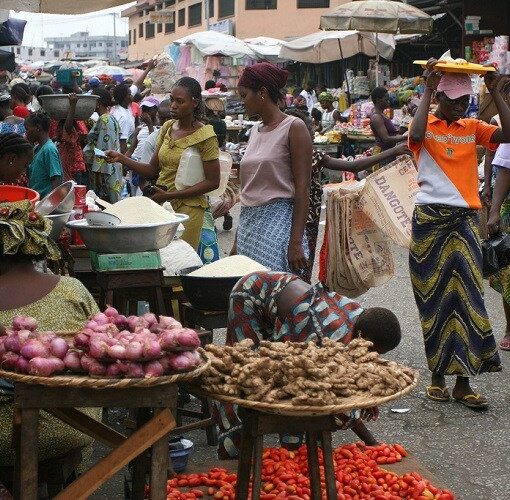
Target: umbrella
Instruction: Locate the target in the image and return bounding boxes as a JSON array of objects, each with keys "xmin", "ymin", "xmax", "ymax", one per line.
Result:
[
  {"xmin": 83, "ymin": 65, "xmax": 133, "ymax": 78},
  {"xmin": 245, "ymin": 36, "xmax": 285, "ymax": 60},
  {"xmin": 174, "ymin": 31, "xmax": 256, "ymax": 59},
  {"xmin": 3, "ymin": 0, "xmax": 127, "ymax": 15},
  {"xmin": 279, "ymin": 30, "xmax": 394, "ymax": 64},
  {"xmin": 320, "ymin": 0, "xmax": 432, "ymax": 85}
]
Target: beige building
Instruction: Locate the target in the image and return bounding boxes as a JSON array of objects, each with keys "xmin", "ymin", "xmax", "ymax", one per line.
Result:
[{"xmin": 123, "ymin": 0, "xmax": 348, "ymax": 61}]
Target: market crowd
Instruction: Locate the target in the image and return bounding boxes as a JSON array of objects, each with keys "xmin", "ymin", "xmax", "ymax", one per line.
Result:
[{"xmin": 1, "ymin": 55, "xmax": 510, "ymax": 477}]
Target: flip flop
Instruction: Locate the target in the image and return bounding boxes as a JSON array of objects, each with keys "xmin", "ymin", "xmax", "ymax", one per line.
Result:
[
  {"xmin": 499, "ymin": 338, "xmax": 510, "ymax": 351},
  {"xmin": 426, "ymin": 386, "xmax": 450, "ymax": 402},
  {"xmin": 454, "ymin": 394, "xmax": 489, "ymax": 410}
]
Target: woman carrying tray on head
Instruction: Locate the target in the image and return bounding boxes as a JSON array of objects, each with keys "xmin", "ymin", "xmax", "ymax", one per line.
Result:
[
  {"xmin": 408, "ymin": 60, "xmax": 510, "ymax": 409},
  {"xmin": 0, "ymin": 200, "xmax": 100, "ymax": 471},
  {"xmin": 215, "ymin": 270, "xmax": 402, "ymax": 460}
]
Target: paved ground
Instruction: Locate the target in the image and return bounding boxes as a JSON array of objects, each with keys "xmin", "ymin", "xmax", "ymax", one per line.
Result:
[{"xmin": 91, "ymin": 205, "xmax": 510, "ymax": 499}]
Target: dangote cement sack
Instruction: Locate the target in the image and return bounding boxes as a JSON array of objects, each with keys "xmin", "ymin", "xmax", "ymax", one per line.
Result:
[{"xmin": 357, "ymin": 155, "xmax": 418, "ymax": 248}]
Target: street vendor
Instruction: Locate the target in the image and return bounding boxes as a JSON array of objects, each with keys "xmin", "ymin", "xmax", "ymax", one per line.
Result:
[
  {"xmin": 408, "ymin": 59, "xmax": 510, "ymax": 409},
  {"xmin": 105, "ymin": 77, "xmax": 221, "ymax": 250},
  {"xmin": 0, "ymin": 200, "xmax": 101, "ymax": 474},
  {"xmin": 215, "ymin": 270, "xmax": 402, "ymax": 459},
  {"xmin": 316, "ymin": 92, "xmax": 341, "ymax": 133}
]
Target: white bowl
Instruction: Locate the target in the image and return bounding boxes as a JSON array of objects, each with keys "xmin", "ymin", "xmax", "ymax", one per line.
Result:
[{"xmin": 38, "ymin": 94, "xmax": 99, "ymax": 121}]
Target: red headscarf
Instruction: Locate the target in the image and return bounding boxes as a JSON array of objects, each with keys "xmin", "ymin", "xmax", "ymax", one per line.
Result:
[{"xmin": 238, "ymin": 62, "xmax": 288, "ymax": 94}]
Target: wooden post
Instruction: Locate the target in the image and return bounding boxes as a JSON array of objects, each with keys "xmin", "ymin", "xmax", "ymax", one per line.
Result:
[{"xmin": 14, "ymin": 408, "xmax": 39, "ymax": 500}]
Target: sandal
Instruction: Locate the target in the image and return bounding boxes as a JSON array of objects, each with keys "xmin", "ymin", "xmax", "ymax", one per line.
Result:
[
  {"xmin": 426, "ymin": 386, "xmax": 450, "ymax": 402},
  {"xmin": 499, "ymin": 337, "xmax": 510, "ymax": 351},
  {"xmin": 453, "ymin": 394, "xmax": 488, "ymax": 410}
]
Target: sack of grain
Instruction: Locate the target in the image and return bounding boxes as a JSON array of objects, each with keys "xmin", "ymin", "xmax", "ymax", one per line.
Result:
[{"xmin": 188, "ymin": 255, "xmax": 267, "ymax": 278}]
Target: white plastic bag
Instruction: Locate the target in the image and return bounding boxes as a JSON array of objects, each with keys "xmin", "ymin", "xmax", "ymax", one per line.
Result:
[{"xmin": 175, "ymin": 147, "xmax": 232, "ymax": 197}]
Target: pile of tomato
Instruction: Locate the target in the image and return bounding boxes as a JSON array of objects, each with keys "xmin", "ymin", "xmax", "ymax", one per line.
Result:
[{"xmin": 146, "ymin": 443, "xmax": 455, "ymax": 500}]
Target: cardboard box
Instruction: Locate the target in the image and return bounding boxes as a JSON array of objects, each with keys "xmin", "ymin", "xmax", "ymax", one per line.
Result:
[{"xmin": 90, "ymin": 251, "xmax": 162, "ymax": 271}]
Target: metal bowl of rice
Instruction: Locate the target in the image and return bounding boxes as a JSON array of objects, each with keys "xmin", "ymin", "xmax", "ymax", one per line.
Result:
[{"xmin": 66, "ymin": 214, "xmax": 189, "ymax": 254}]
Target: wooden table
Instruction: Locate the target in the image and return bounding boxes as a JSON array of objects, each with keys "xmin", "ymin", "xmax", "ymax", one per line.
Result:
[{"xmin": 11, "ymin": 382, "xmax": 178, "ymax": 500}]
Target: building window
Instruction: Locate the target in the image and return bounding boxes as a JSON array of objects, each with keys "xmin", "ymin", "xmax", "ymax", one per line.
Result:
[
  {"xmin": 53, "ymin": 50, "xmax": 59, "ymax": 57},
  {"xmin": 16, "ymin": 47, "xmax": 21, "ymax": 55},
  {"xmin": 76, "ymin": 43, "xmax": 81, "ymax": 48},
  {"xmin": 178, "ymin": 8, "xmax": 185, "ymax": 26},
  {"xmin": 188, "ymin": 3, "xmax": 202, "ymax": 26},
  {"xmin": 83, "ymin": 43, "xmax": 87, "ymax": 47},
  {"xmin": 165, "ymin": 20, "xmax": 175, "ymax": 33},
  {"xmin": 218, "ymin": 0, "xmax": 234, "ymax": 17},
  {"xmin": 40, "ymin": 49, "xmax": 45, "ymax": 56},
  {"xmin": 207, "ymin": 0, "xmax": 214, "ymax": 17},
  {"xmin": 157, "ymin": 23, "xmax": 163, "ymax": 33},
  {"xmin": 146, "ymin": 22, "xmax": 155, "ymax": 38},
  {"xmin": 90, "ymin": 42, "xmax": 96, "ymax": 47},
  {"xmin": 297, "ymin": 0, "xmax": 329, "ymax": 7},
  {"xmin": 156, "ymin": 2, "xmax": 162, "ymax": 10},
  {"xmin": 129, "ymin": 30, "xmax": 131, "ymax": 45},
  {"xmin": 99, "ymin": 42, "xmax": 103, "ymax": 46},
  {"xmin": 107, "ymin": 42, "xmax": 113, "ymax": 47},
  {"xmin": 246, "ymin": 0, "xmax": 276, "ymax": 8},
  {"xmin": 121, "ymin": 40, "xmax": 127, "ymax": 47},
  {"xmin": 133, "ymin": 28, "xmax": 137, "ymax": 44},
  {"xmin": 165, "ymin": 0, "xmax": 175, "ymax": 5},
  {"xmin": 28, "ymin": 48, "xmax": 33, "ymax": 56},
  {"xmin": 139, "ymin": 22, "xmax": 144, "ymax": 37}
]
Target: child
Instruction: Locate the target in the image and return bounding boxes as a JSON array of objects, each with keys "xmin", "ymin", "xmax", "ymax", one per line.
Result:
[
  {"xmin": 216, "ymin": 270, "xmax": 402, "ymax": 459},
  {"xmin": 25, "ymin": 111, "xmax": 63, "ymax": 197}
]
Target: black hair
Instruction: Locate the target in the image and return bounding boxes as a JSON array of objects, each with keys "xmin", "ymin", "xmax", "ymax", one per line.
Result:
[
  {"xmin": 28, "ymin": 82, "xmax": 40, "ymax": 95},
  {"xmin": 25, "ymin": 111, "xmax": 51, "ymax": 133},
  {"xmin": 371, "ymin": 86, "xmax": 389, "ymax": 104},
  {"xmin": 311, "ymin": 107, "xmax": 322, "ymax": 122},
  {"xmin": 93, "ymin": 88, "xmax": 113, "ymax": 107},
  {"xmin": 205, "ymin": 80, "xmax": 216, "ymax": 90},
  {"xmin": 113, "ymin": 84, "xmax": 130, "ymax": 106},
  {"xmin": 173, "ymin": 77, "xmax": 205, "ymax": 120},
  {"xmin": 0, "ymin": 95, "xmax": 10, "ymax": 110},
  {"xmin": 133, "ymin": 92, "xmax": 143, "ymax": 103},
  {"xmin": 10, "ymin": 84, "xmax": 30, "ymax": 105},
  {"xmin": 0, "ymin": 132, "xmax": 33, "ymax": 159},
  {"xmin": 35, "ymin": 85, "xmax": 54, "ymax": 106},
  {"xmin": 354, "ymin": 307, "xmax": 401, "ymax": 354}
]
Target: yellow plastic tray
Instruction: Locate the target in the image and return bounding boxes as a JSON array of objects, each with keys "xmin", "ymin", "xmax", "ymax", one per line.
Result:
[{"xmin": 414, "ymin": 60, "xmax": 496, "ymax": 75}]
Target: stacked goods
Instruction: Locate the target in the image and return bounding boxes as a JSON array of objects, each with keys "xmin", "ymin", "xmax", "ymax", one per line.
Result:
[
  {"xmin": 201, "ymin": 338, "xmax": 416, "ymax": 406},
  {"xmin": 103, "ymin": 197, "xmax": 179, "ymax": 225},
  {"xmin": 147, "ymin": 444, "xmax": 455, "ymax": 500},
  {"xmin": 0, "ymin": 311, "xmax": 203, "ymax": 378}
]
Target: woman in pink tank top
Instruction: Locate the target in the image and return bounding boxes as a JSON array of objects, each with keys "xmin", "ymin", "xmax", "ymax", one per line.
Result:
[{"xmin": 233, "ymin": 63, "xmax": 312, "ymax": 274}]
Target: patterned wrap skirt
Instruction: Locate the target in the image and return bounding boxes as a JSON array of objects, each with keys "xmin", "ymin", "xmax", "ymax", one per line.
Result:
[
  {"xmin": 237, "ymin": 199, "xmax": 308, "ymax": 273},
  {"xmin": 489, "ymin": 199, "xmax": 510, "ymax": 305},
  {"xmin": 409, "ymin": 204, "xmax": 501, "ymax": 376}
]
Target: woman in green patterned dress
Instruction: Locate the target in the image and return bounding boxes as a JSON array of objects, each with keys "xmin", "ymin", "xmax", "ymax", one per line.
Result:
[{"xmin": 0, "ymin": 200, "xmax": 100, "ymax": 471}]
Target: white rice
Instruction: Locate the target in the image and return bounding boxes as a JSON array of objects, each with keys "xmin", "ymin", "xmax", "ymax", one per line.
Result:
[
  {"xmin": 188, "ymin": 256, "xmax": 268, "ymax": 278},
  {"xmin": 104, "ymin": 197, "xmax": 179, "ymax": 225}
]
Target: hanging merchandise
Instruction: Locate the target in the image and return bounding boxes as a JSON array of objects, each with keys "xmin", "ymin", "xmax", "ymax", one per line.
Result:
[
  {"xmin": 0, "ymin": 49, "xmax": 15, "ymax": 72},
  {"xmin": 0, "ymin": 17, "xmax": 26, "ymax": 46},
  {"xmin": 150, "ymin": 53, "xmax": 178, "ymax": 95}
]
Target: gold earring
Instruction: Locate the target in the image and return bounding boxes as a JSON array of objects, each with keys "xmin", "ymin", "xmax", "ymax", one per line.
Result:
[{"xmin": 261, "ymin": 96, "xmax": 265, "ymax": 100}]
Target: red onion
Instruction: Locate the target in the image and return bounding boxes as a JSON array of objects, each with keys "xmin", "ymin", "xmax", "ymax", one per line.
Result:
[
  {"xmin": 105, "ymin": 337, "xmax": 118, "ymax": 347},
  {"xmin": 144, "ymin": 360, "xmax": 164, "ymax": 378},
  {"xmin": 182, "ymin": 350, "xmax": 201, "ymax": 366},
  {"xmin": 107, "ymin": 344, "xmax": 126, "ymax": 360},
  {"xmin": 1, "ymin": 352, "xmax": 19, "ymax": 370},
  {"xmin": 176, "ymin": 329, "xmax": 201, "ymax": 349},
  {"xmin": 143, "ymin": 339, "xmax": 162, "ymax": 360},
  {"xmin": 80, "ymin": 354, "xmax": 96, "ymax": 372},
  {"xmin": 106, "ymin": 362, "xmax": 126, "ymax": 378},
  {"xmin": 17, "ymin": 329, "xmax": 32, "ymax": 343},
  {"xmin": 85, "ymin": 320, "xmax": 99, "ymax": 330},
  {"xmin": 159, "ymin": 331, "xmax": 179, "ymax": 350},
  {"xmin": 89, "ymin": 339, "xmax": 108, "ymax": 359},
  {"xmin": 159, "ymin": 355, "xmax": 171, "ymax": 373},
  {"xmin": 49, "ymin": 337, "xmax": 69, "ymax": 360},
  {"xmin": 125, "ymin": 341, "xmax": 143, "ymax": 361},
  {"xmin": 28, "ymin": 357, "xmax": 64, "ymax": 376},
  {"xmin": 168, "ymin": 352, "xmax": 196, "ymax": 372},
  {"xmin": 127, "ymin": 316, "xmax": 139, "ymax": 331},
  {"xmin": 63, "ymin": 351, "xmax": 83, "ymax": 372},
  {"xmin": 92, "ymin": 312, "xmax": 109, "ymax": 326},
  {"xmin": 12, "ymin": 315, "xmax": 37, "ymax": 332},
  {"xmin": 142, "ymin": 313, "xmax": 158, "ymax": 327},
  {"xmin": 74, "ymin": 332, "xmax": 91, "ymax": 350},
  {"xmin": 86, "ymin": 359, "xmax": 107, "ymax": 377},
  {"xmin": 104, "ymin": 306, "xmax": 119, "ymax": 318},
  {"xmin": 15, "ymin": 356, "xmax": 29, "ymax": 373},
  {"xmin": 105, "ymin": 323, "xmax": 120, "ymax": 336},
  {"xmin": 0, "ymin": 338, "xmax": 5, "ymax": 356},
  {"xmin": 126, "ymin": 362, "xmax": 144, "ymax": 378},
  {"xmin": 158, "ymin": 316, "xmax": 182, "ymax": 330},
  {"xmin": 113, "ymin": 315, "xmax": 128, "ymax": 329},
  {"xmin": 20, "ymin": 339, "xmax": 48, "ymax": 360},
  {"xmin": 4, "ymin": 334, "xmax": 22, "ymax": 353}
]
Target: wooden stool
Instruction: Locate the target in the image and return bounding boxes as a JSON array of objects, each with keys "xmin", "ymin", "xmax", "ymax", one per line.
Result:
[
  {"xmin": 236, "ymin": 407, "xmax": 338, "ymax": 500},
  {"xmin": 96, "ymin": 268, "xmax": 170, "ymax": 315},
  {"xmin": 180, "ymin": 303, "xmax": 228, "ymax": 331},
  {"xmin": 174, "ymin": 330, "xmax": 218, "ymax": 446}
]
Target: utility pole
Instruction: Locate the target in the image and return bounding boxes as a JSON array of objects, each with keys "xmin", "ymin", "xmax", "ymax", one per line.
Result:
[
  {"xmin": 112, "ymin": 12, "xmax": 117, "ymax": 64},
  {"xmin": 204, "ymin": 0, "xmax": 210, "ymax": 30}
]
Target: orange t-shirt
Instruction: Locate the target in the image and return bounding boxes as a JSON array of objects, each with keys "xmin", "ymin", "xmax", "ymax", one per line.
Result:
[{"xmin": 409, "ymin": 114, "xmax": 498, "ymax": 209}]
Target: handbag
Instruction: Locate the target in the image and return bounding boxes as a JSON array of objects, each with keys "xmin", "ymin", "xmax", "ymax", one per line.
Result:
[{"xmin": 481, "ymin": 232, "xmax": 510, "ymax": 278}]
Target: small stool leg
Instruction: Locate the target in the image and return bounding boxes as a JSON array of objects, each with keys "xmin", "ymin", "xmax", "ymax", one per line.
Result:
[
  {"xmin": 15, "ymin": 408, "xmax": 39, "ymax": 500},
  {"xmin": 305, "ymin": 431, "xmax": 322, "ymax": 500},
  {"xmin": 150, "ymin": 409, "xmax": 171, "ymax": 500},
  {"xmin": 200, "ymin": 397, "xmax": 219, "ymax": 446},
  {"xmin": 320, "ymin": 431, "xmax": 337, "ymax": 500},
  {"xmin": 251, "ymin": 435, "xmax": 264, "ymax": 500},
  {"xmin": 235, "ymin": 430, "xmax": 255, "ymax": 500}
]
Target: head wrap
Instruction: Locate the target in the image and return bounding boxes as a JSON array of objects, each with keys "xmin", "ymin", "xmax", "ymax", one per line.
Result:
[
  {"xmin": 0, "ymin": 200, "xmax": 60, "ymax": 261},
  {"xmin": 318, "ymin": 91, "xmax": 335, "ymax": 102},
  {"xmin": 238, "ymin": 62, "xmax": 288, "ymax": 94},
  {"xmin": 437, "ymin": 73, "xmax": 473, "ymax": 99},
  {"xmin": 89, "ymin": 77, "xmax": 101, "ymax": 88}
]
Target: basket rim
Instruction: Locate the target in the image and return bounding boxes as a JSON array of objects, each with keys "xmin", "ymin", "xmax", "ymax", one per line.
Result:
[
  {"xmin": 0, "ymin": 351, "xmax": 210, "ymax": 389},
  {"xmin": 187, "ymin": 370, "xmax": 419, "ymax": 416}
]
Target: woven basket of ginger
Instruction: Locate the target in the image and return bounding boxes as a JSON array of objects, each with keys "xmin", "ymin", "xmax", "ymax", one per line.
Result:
[{"xmin": 197, "ymin": 338, "xmax": 418, "ymax": 413}]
